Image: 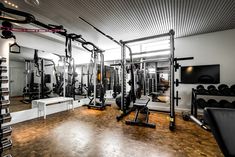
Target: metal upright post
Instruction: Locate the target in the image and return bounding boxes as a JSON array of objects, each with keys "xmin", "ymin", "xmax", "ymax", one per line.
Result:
[
  {"xmin": 81, "ymin": 65, "xmax": 83, "ymax": 95},
  {"xmin": 155, "ymin": 62, "xmax": 158, "ymax": 92},
  {"xmin": 100, "ymin": 53, "xmax": 104, "ymax": 85},
  {"xmin": 121, "ymin": 42, "xmax": 127, "ymax": 113},
  {"xmin": 63, "ymin": 57, "xmax": 66, "ymax": 97},
  {"xmin": 87, "ymin": 63, "xmax": 90, "ymax": 94},
  {"xmin": 93, "ymin": 50, "xmax": 97, "ymax": 106},
  {"xmin": 169, "ymin": 30, "xmax": 175, "ymax": 130},
  {"xmin": 143, "ymin": 61, "xmax": 146, "ymax": 95},
  {"xmin": 40, "ymin": 59, "xmax": 44, "ymax": 99}
]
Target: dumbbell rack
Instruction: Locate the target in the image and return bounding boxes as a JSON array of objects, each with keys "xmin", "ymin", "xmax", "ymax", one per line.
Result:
[
  {"xmin": 191, "ymin": 88, "xmax": 235, "ymax": 118},
  {"xmin": 0, "ymin": 57, "xmax": 12, "ymax": 157}
]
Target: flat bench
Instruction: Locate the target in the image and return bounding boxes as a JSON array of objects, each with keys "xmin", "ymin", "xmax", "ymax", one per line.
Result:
[
  {"xmin": 32, "ymin": 97, "xmax": 74, "ymax": 119},
  {"xmin": 126, "ymin": 98, "xmax": 156, "ymax": 128}
]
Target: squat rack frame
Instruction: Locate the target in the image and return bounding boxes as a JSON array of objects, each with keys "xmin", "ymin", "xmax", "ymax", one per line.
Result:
[{"xmin": 119, "ymin": 30, "xmax": 176, "ymax": 130}]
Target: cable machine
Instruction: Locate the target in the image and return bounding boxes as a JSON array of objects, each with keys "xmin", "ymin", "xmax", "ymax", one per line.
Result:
[
  {"xmin": 82, "ymin": 43, "xmax": 111, "ymax": 110},
  {"xmin": 0, "ymin": 3, "xmax": 104, "ymax": 100},
  {"xmin": 79, "ymin": 18, "xmax": 194, "ymax": 130}
]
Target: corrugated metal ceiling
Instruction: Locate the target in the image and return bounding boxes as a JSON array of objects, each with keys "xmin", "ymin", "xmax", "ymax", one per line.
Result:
[{"xmin": 7, "ymin": 0, "xmax": 235, "ymax": 49}]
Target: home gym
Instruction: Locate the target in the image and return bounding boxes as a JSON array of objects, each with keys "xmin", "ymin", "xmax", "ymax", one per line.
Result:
[{"xmin": 0, "ymin": 0, "xmax": 234, "ymax": 157}]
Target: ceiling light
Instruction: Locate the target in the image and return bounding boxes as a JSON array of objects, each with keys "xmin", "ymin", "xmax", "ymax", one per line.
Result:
[
  {"xmin": 24, "ymin": 0, "xmax": 40, "ymax": 7},
  {"xmin": 3, "ymin": 1, "xmax": 18, "ymax": 8}
]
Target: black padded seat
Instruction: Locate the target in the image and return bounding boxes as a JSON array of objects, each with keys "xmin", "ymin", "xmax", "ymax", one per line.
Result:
[
  {"xmin": 126, "ymin": 97, "xmax": 155, "ymax": 128},
  {"xmin": 204, "ymin": 108, "xmax": 235, "ymax": 157},
  {"xmin": 134, "ymin": 98, "xmax": 150, "ymax": 107}
]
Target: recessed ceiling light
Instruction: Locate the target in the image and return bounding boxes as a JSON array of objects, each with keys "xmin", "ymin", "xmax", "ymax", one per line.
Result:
[
  {"xmin": 4, "ymin": 1, "xmax": 18, "ymax": 8},
  {"xmin": 24, "ymin": 0, "xmax": 40, "ymax": 7}
]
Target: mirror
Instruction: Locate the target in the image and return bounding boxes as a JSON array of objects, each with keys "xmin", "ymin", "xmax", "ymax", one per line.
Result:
[{"xmin": 9, "ymin": 46, "xmax": 64, "ymax": 112}]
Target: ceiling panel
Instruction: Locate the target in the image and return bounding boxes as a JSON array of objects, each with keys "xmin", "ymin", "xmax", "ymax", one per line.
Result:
[{"xmin": 6, "ymin": 0, "xmax": 235, "ymax": 49}]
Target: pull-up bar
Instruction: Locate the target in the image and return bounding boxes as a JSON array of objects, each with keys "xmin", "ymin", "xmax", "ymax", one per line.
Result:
[
  {"xmin": 131, "ymin": 48, "xmax": 171, "ymax": 56},
  {"xmin": 122, "ymin": 30, "xmax": 174, "ymax": 44}
]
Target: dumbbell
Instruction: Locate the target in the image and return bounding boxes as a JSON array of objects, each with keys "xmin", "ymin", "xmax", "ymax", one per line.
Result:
[
  {"xmin": 0, "ymin": 126, "xmax": 12, "ymax": 139},
  {"xmin": 207, "ymin": 99, "xmax": 219, "ymax": 107},
  {"xmin": 219, "ymin": 100, "xmax": 233, "ymax": 108},
  {"xmin": 196, "ymin": 98, "xmax": 207, "ymax": 109},
  {"xmin": 196, "ymin": 85, "xmax": 207, "ymax": 94},
  {"xmin": 230, "ymin": 84, "xmax": 235, "ymax": 96},
  {"xmin": 0, "ymin": 138, "xmax": 12, "ymax": 153},
  {"xmin": 218, "ymin": 84, "xmax": 231, "ymax": 95},
  {"xmin": 0, "ymin": 113, "xmax": 11, "ymax": 124},
  {"xmin": 207, "ymin": 85, "xmax": 219, "ymax": 95}
]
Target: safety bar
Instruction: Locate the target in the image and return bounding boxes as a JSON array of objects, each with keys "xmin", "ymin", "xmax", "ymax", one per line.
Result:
[{"xmin": 174, "ymin": 57, "xmax": 194, "ymax": 61}]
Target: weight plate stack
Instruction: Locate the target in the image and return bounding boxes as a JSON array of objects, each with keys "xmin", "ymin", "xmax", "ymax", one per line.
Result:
[
  {"xmin": 207, "ymin": 99, "xmax": 219, "ymax": 108},
  {"xmin": 219, "ymin": 100, "xmax": 233, "ymax": 108},
  {"xmin": 207, "ymin": 85, "xmax": 219, "ymax": 95},
  {"xmin": 196, "ymin": 98, "xmax": 207, "ymax": 109},
  {"xmin": 230, "ymin": 84, "xmax": 235, "ymax": 96},
  {"xmin": 196, "ymin": 85, "xmax": 207, "ymax": 94},
  {"xmin": 232, "ymin": 101, "xmax": 235, "ymax": 109},
  {"xmin": 218, "ymin": 84, "xmax": 231, "ymax": 96}
]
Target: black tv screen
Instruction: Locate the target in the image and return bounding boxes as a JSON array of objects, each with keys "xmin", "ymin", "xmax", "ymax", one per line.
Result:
[{"xmin": 181, "ymin": 64, "xmax": 220, "ymax": 84}]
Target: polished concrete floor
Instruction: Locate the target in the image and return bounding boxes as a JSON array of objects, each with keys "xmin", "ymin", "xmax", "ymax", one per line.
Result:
[{"xmin": 5, "ymin": 105, "xmax": 222, "ymax": 157}]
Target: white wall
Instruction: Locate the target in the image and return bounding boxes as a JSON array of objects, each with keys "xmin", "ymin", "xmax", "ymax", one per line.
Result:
[{"xmin": 175, "ymin": 29, "xmax": 235, "ymax": 108}]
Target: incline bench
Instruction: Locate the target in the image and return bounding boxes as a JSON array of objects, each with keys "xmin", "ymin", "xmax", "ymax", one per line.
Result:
[
  {"xmin": 32, "ymin": 97, "xmax": 74, "ymax": 119},
  {"xmin": 204, "ymin": 108, "xmax": 235, "ymax": 157},
  {"xmin": 126, "ymin": 97, "xmax": 156, "ymax": 128}
]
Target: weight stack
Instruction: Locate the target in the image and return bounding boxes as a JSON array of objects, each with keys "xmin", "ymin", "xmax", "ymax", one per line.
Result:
[{"xmin": 0, "ymin": 56, "xmax": 12, "ymax": 157}]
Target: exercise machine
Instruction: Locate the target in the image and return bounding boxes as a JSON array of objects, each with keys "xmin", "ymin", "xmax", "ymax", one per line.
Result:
[
  {"xmin": 22, "ymin": 50, "xmax": 55, "ymax": 102},
  {"xmin": 82, "ymin": 42, "xmax": 110, "ymax": 110}
]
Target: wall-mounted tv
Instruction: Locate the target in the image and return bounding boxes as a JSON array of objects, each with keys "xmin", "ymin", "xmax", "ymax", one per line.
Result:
[{"xmin": 181, "ymin": 64, "xmax": 220, "ymax": 84}]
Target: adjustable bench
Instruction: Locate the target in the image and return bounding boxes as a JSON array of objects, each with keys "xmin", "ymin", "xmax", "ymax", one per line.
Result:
[
  {"xmin": 126, "ymin": 98, "xmax": 156, "ymax": 128},
  {"xmin": 204, "ymin": 108, "xmax": 235, "ymax": 157}
]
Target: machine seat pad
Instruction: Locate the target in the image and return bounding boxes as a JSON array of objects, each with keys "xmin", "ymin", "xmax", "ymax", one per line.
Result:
[{"xmin": 134, "ymin": 98, "xmax": 150, "ymax": 107}]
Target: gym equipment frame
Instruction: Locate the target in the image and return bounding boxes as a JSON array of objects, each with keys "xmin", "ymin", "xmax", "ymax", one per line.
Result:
[
  {"xmin": 83, "ymin": 47, "xmax": 111, "ymax": 110},
  {"xmin": 119, "ymin": 30, "xmax": 176, "ymax": 130}
]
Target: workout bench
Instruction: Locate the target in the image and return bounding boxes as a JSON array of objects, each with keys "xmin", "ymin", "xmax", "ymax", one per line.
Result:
[
  {"xmin": 204, "ymin": 108, "xmax": 235, "ymax": 157},
  {"xmin": 126, "ymin": 98, "xmax": 156, "ymax": 128}
]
